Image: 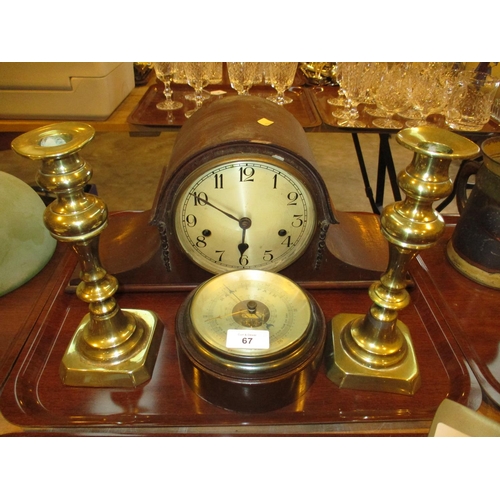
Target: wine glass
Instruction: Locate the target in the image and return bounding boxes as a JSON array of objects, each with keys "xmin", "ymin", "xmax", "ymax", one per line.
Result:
[
  {"xmin": 327, "ymin": 63, "xmax": 347, "ymax": 106},
  {"xmin": 177, "ymin": 62, "xmax": 212, "ymax": 102},
  {"xmin": 152, "ymin": 62, "xmax": 183, "ymax": 110},
  {"xmin": 360, "ymin": 62, "xmax": 387, "ymax": 107},
  {"xmin": 227, "ymin": 62, "xmax": 258, "ymax": 95},
  {"xmin": 334, "ymin": 63, "xmax": 368, "ymax": 128},
  {"xmin": 363, "ymin": 63, "xmax": 397, "ymax": 118},
  {"xmin": 403, "ymin": 63, "xmax": 449, "ymax": 127},
  {"xmin": 372, "ymin": 63, "xmax": 411, "ymax": 129},
  {"xmin": 184, "ymin": 62, "xmax": 215, "ymax": 118},
  {"xmin": 266, "ymin": 62, "xmax": 298, "ymax": 105}
]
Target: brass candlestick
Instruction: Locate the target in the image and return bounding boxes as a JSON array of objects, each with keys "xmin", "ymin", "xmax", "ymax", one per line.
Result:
[
  {"xmin": 325, "ymin": 126, "xmax": 480, "ymax": 395},
  {"xmin": 11, "ymin": 122, "xmax": 163, "ymax": 388}
]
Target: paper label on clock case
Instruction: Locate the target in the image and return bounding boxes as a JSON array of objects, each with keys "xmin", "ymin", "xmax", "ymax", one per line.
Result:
[{"xmin": 226, "ymin": 329, "xmax": 270, "ymax": 349}]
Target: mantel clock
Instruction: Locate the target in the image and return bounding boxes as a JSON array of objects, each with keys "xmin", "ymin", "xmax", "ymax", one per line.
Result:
[{"xmin": 96, "ymin": 95, "xmax": 387, "ymax": 290}]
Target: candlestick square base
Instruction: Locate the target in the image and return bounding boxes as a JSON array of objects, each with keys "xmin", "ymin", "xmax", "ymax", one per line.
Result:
[
  {"xmin": 60, "ymin": 309, "xmax": 163, "ymax": 388},
  {"xmin": 325, "ymin": 313, "xmax": 421, "ymax": 396}
]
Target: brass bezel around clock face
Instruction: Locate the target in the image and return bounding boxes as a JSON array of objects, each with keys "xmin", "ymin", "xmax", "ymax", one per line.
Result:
[{"xmin": 171, "ymin": 153, "xmax": 318, "ymax": 274}]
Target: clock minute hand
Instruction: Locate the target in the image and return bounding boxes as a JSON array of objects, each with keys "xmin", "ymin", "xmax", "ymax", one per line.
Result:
[{"xmin": 195, "ymin": 195, "xmax": 240, "ymax": 222}]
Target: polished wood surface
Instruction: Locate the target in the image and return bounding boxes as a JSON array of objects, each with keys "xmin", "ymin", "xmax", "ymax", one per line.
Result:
[
  {"xmin": 310, "ymin": 85, "xmax": 500, "ymax": 136},
  {"xmin": 416, "ymin": 222, "xmax": 500, "ymax": 408},
  {"xmin": 128, "ymin": 82, "xmax": 322, "ymax": 129},
  {"xmin": 3, "ymin": 216, "xmax": 498, "ymax": 436},
  {"xmin": 0, "ymin": 244, "xmax": 74, "ymax": 388}
]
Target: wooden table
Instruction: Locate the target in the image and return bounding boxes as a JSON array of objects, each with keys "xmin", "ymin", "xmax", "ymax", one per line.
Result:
[{"xmin": 1, "ymin": 216, "xmax": 499, "ymax": 436}]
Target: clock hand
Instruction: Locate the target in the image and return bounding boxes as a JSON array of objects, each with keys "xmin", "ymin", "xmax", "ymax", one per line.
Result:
[
  {"xmin": 194, "ymin": 194, "xmax": 240, "ymax": 222},
  {"xmin": 238, "ymin": 217, "xmax": 252, "ymax": 256},
  {"xmin": 194, "ymin": 193, "xmax": 253, "ymax": 256},
  {"xmin": 238, "ymin": 228, "xmax": 248, "ymax": 257}
]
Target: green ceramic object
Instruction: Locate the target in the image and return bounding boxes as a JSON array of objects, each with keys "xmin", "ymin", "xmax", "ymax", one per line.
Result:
[{"xmin": 0, "ymin": 171, "xmax": 56, "ymax": 296}]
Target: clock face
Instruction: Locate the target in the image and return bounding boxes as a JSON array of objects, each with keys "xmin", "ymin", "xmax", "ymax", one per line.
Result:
[{"xmin": 173, "ymin": 154, "xmax": 317, "ymax": 274}]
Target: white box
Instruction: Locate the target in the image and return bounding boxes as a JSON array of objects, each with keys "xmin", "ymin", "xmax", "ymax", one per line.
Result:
[{"xmin": 0, "ymin": 62, "xmax": 135, "ymax": 120}]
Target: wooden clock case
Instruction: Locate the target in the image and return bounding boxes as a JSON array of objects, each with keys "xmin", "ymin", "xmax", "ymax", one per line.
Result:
[{"xmin": 93, "ymin": 95, "xmax": 388, "ymax": 291}]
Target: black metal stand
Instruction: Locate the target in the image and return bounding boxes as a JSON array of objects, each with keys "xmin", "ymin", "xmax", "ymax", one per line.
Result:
[{"xmin": 352, "ymin": 133, "xmax": 402, "ymax": 215}]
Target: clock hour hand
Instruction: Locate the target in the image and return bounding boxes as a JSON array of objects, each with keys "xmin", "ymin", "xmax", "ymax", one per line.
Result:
[{"xmin": 238, "ymin": 217, "xmax": 252, "ymax": 256}]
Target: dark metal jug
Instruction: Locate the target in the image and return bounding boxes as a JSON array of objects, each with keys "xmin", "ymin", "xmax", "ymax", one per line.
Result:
[{"xmin": 447, "ymin": 136, "xmax": 500, "ymax": 288}]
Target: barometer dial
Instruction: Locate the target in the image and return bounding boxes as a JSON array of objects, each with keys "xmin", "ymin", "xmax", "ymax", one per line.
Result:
[{"xmin": 175, "ymin": 269, "xmax": 326, "ymax": 412}]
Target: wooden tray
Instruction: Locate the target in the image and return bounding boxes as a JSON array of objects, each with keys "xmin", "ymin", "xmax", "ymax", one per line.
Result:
[
  {"xmin": 308, "ymin": 85, "xmax": 500, "ymax": 136},
  {"xmin": 128, "ymin": 82, "xmax": 322, "ymax": 130},
  {"xmin": 0, "ymin": 237, "xmax": 477, "ymax": 436},
  {"xmin": 415, "ymin": 221, "xmax": 500, "ymax": 408},
  {"xmin": 0, "ymin": 244, "xmax": 72, "ymax": 388}
]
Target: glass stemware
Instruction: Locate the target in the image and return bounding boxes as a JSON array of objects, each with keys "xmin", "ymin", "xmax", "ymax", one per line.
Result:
[
  {"xmin": 327, "ymin": 63, "xmax": 346, "ymax": 106},
  {"xmin": 334, "ymin": 62, "xmax": 368, "ymax": 128},
  {"xmin": 177, "ymin": 62, "xmax": 212, "ymax": 102},
  {"xmin": 152, "ymin": 62, "xmax": 183, "ymax": 111},
  {"xmin": 184, "ymin": 62, "xmax": 215, "ymax": 118},
  {"xmin": 372, "ymin": 63, "xmax": 411, "ymax": 129},
  {"xmin": 360, "ymin": 62, "xmax": 388, "ymax": 115},
  {"xmin": 227, "ymin": 62, "xmax": 258, "ymax": 95},
  {"xmin": 403, "ymin": 63, "xmax": 449, "ymax": 127},
  {"xmin": 266, "ymin": 62, "xmax": 298, "ymax": 105}
]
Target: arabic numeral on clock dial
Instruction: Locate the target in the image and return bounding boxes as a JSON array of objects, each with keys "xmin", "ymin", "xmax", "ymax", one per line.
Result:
[
  {"xmin": 292, "ymin": 215, "xmax": 304, "ymax": 227},
  {"xmin": 263, "ymin": 250, "xmax": 274, "ymax": 262},
  {"xmin": 214, "ymin": 173, "xmax": 223, "ymax": 189},
  {"xmin": 287, "ymin": 192, "xmax": 299, "ymax": 205},
  {"xmin": 273, "ymin": 174, "xmax": 278, "ymax": 189},
  {"xmin": 186, "ymin": 214, "xmax": 197, "ymax": 227},
  {"xmin": 239, "ymin": 166, "xmax": 255, "ymax": 182},
  {"xmin": 193, "ymin": 191, "xmax": 208, "ymax": 206},
  {"xmin": 196, "ymin": 236, "xmax": 207, "ymax": 248}
]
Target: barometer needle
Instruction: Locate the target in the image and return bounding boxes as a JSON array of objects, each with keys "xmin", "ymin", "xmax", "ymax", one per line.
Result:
[{"xmin": 204, "ymin": 309, "xmax": 265, "ymax": 322}]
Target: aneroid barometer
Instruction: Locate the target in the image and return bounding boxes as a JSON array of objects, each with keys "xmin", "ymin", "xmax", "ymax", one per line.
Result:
[
  {"xmin": 176, "ymin": 269, "xmax": 326, "ymax": 412},
  {"xmin": 94, "ymin": 95, "xmax": 388, "ymax": 290}
]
